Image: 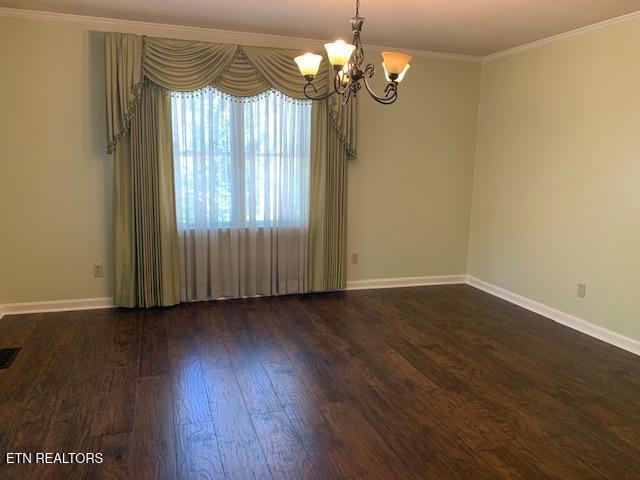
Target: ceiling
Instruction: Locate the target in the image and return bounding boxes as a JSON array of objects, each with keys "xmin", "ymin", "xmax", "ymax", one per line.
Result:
[{"xmin": 3, "ymin": 0, "xmax": 640, "ymax": 56}]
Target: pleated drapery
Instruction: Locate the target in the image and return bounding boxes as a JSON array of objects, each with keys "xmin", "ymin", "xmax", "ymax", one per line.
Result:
[
  {"xmin": 113, "ymin": 84, "xmax": 180, "ymax": 307},
  {"xmin": 105, "ymin": 32, "xmax": 357, "ymax": 306},
  {"xmin": 310, "ymin": 106, "xmax": 350, "ymax": 291}
]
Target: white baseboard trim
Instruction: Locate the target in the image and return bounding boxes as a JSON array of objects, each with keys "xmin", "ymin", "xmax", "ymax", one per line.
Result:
[
  {"xmin": 0, "ymin": 297, "xmax": 115, "ymax": 317},
  {"xmin": 466, "ymin": 276, "xmax": 640, "ymax": 356},
  {"xmin": 0, "ymin": 276, "xmax": 466, "ymax": 316},
  {"xmin": 346, "ymin": 274, "xmax": 467, "ymax": 291}
]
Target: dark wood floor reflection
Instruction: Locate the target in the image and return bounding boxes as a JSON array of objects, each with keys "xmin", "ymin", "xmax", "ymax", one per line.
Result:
[{"xmin": 1, "ymin": 285, "xmax": 639, "ymax": 479}]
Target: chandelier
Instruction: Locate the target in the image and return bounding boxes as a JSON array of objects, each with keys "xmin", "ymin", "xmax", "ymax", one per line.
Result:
[{"xmin": 294, "ymin": 0, "xmax": 412, "ymax": 105}]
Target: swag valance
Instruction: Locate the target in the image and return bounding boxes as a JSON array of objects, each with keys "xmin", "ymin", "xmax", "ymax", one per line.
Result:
[{"xmin": 105, "ymin": 33, "xmax": 355, "ymax": 157}]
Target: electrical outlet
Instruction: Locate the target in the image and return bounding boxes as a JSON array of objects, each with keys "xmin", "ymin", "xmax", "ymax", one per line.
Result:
[
  {"xmin": 351, "ymin": 253, "xmax": 359, "ymax": 265},
  {"xmin": 93, "ymin": 264, "xmax": 104, "ymax": 278},
  {"xmin": 577, "ymin": 283, "xmax": 586, "ymax": 298}
]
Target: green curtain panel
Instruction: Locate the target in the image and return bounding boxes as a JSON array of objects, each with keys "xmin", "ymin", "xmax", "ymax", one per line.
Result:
[
  {"xmin": 114, "ymin": 84, "xmax": 180, "ymax": 307},
  {"xmin": 306, "ymin": 82, "xmax": 356, "ymax": 291},
  {"xmin": 105, "ymin": 32, "xmax": 357, "ymax": 305}
]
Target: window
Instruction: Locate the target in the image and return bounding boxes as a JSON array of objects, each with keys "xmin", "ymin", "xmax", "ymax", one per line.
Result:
[{"xmin": 171, "ymin": 88, "xmax": 312, "ymax": 230}]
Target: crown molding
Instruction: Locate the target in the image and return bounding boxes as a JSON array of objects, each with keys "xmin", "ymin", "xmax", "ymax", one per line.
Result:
[
  {"xmin": 484, "ymin": 9, "xmax": 640, "ymax": 62},
  {"xmin": 0, "ymin": 7, "xmax": 482, "ymax": 63}
]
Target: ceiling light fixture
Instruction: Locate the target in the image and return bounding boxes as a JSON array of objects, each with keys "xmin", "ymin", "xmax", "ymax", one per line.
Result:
[{"xmin": 294, "ymin": 0, "xmax": 412, "ymax": 105}]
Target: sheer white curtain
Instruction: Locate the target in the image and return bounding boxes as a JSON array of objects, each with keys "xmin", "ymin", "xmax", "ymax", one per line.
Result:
[{"xmin": 172, "ymin": 88, "xmax": 312, "ymax": 301}]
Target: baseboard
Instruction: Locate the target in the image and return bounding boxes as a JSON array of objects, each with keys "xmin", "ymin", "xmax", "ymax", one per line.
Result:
[
  {"xmin": 0, "ymin": 276, "xmax": 466, "ymax": 315},
  {"xmin": 0, "ymin": 297, "xmax": 115, "ymax": 317},
  {"xmin": 346, "ymin": 274, "xmax": 467, "ymax": 291},
  {"xmin": 466, "ymin": 276, "xmax": 640, "ymax": 356}
]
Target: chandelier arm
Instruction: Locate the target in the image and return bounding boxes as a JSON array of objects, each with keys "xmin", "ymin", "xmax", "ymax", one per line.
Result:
[
  {"xmin": 361, "ymin": 64, "xmax": 398, "ymax": 105},
  {"xmin": 303, "ymin": 81, "xmax": 338, "ymax": 101},
  {"xmin": 334, "ymin": 72, "xmax": 349, "ymax": 95}
]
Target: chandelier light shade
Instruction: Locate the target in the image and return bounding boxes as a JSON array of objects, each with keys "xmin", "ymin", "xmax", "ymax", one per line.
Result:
[
  {"xmin": 295, "ymin": 0, "xmax": 412, "ymax": 105},
  {"xmin": 324, "ymin": 40, "xmax": 356, "ymax": 67},
  {"xmin": 381, "ymin": 52, "xmax": 412, "ymax": 76},
  {"xmin": 383, "ymin": 62, "xmax": 410, "ymax": 83},
  {"xmin": 294, "ymin": 53, "xmax": 323, "ymax": 80}
]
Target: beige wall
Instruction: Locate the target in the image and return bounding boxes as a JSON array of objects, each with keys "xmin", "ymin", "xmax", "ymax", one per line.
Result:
[
  {"xmin": 0, "ymin": 14, "xmax": 481, "ymax": 303},
  {"xmin": 348, "ymin": 51, "xmax": 480, "ymax": 281},
  {"xmin": 0, "ymin": 18, "xmax": 113, "ymax": 304},
  {"xmin": 468, "ymin": 17, "xmax": 640, "ymax": 340}
]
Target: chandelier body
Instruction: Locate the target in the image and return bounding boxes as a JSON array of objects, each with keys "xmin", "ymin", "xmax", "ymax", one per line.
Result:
[{"xmin": 294, "ymin": 0, "xmax": 412, "ymax": 105}]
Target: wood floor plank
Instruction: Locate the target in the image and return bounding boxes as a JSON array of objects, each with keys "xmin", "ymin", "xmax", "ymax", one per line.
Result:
[
  {"xmin": 0, "ymin": 313, "xmax": 80, "ymax": 479},
  {"xmin": 252, "ymin": 410, "xmax": 317, "ymax": 480},
  {"xmin": 175, "ymin": 421, "xmax": 225, "ymax": 480},
  {"xmin": 130, "ymin": 376, "xmax": 177, "ymax": 480},
  {"xmin": 139, "ymin": 309, "xmax": 170, "ymax": 377},
  {"xmin": 247, "ymin": 301, "xmax": 349, "ymax": 479},
  {"xmin": 194, "ymin": 303, "xmax": 232, "ymax": 372},
  {"xmin": 218, "ymin": 301, "xmax": 283, "ymax": 415},
  {"xmin": 320, "ymin": 401, "xmax": 415, "ymax": 479},
  {"xmin": 37, "ymin": 312, "xmax": 114, "ymax": 480},
  {"xmin": 0, "ymin": 313, "xmax": 50, "ymax": 451},
  {"xmin": 201, "ymin": 365, "xmax": 273, "ymax": 480},
  {"xmin": 85, "ymin": 432, "xmax": 131, "ymax": 480},
  {"xmin": 166, "ymin": 311, "xmax": 213, "ymax": 426},
  {"xmin": 91, "ymin": 310, "xmax": 141, "ymax": 436}
]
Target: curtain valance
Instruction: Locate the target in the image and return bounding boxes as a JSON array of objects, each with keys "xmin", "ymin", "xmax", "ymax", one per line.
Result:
[{"xmin": 105, "ymin": 33, "xmax": 354, "ymax": 155}]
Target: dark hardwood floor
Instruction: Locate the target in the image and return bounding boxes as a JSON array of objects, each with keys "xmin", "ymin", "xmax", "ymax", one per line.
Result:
[{"xmin": 1, "ymin": 285, "xmax": 639, "ymax": 479}]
